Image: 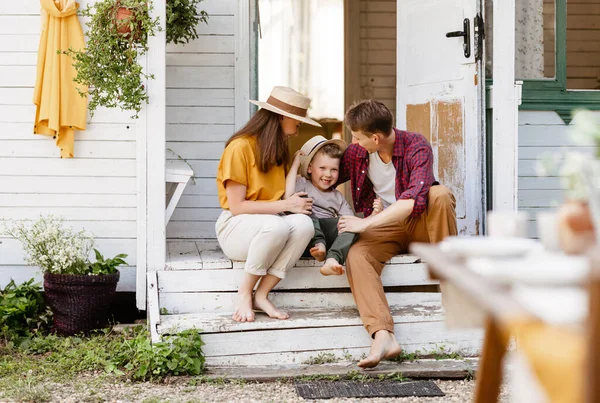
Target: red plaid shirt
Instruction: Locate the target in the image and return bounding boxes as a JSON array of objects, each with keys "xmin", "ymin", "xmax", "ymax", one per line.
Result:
[{"xmin": 338, "ymin": 128, "xmax": 436, "ymax": 219}]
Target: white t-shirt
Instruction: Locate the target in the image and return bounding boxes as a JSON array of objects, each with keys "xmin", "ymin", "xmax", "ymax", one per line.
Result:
[{"xmin": 367, "ymin": 152, "xmax": 396, "ymax": 208}]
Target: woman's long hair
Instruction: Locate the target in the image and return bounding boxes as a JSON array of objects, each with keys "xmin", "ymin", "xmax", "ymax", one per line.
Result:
[{"xmin": 225, "ymin": 109, "xmax": 289, "ymax": 173}]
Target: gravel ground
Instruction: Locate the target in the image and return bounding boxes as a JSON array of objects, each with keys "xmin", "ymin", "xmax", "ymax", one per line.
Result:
[{"xmin": 16, "ymin": 378, "xmax": 511, "ymax": 402}]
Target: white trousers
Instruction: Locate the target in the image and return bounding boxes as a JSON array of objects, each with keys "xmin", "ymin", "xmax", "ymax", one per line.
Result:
[{"xmin": 215, "ymin": 211, "xmax": 314, "ymax": 279}]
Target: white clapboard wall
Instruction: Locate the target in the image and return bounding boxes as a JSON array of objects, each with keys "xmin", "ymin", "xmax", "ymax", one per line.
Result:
[
  {"xmin": 0, "ymin": 0, "xmax": 238, "ymax": 288},
  {"xmin": 165, "ymin": 0, "xmax": 236, "ymax": 240},
  {"xmin": 359, "ymin": 0, "xmax": 396, "ymax": 118},
  {"xmin": 0, "ymin": 0, "xmax": 138, "ymax": 291},
  {"xmin": 518, "ymin": 111, "xmax": 600, "ymax": 238}
]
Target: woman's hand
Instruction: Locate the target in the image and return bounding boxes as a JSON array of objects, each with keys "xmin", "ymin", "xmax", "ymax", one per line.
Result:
[
  {"xmin": 291, "ymin": 150, "xmax": 305, "ymax": 170},
  {"xmin": 286, "ymin": 192, "xmax": 313, "ymax": 215},
  {"xmin": 372, "ymin": 197, "xmax": 383, "ymax": 216}
]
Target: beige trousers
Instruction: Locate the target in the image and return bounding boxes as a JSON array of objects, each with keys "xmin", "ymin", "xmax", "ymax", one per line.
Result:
[
  {"xmin": 215, "ymin": 211, "xmax": 314, "ymax": 279},
  {"xmin": 345, "ymin": 185, "xmax": 458, "ymax": 336}
]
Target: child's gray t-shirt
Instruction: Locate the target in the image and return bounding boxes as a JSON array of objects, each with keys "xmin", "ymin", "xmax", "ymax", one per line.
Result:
[{"xmin": 295, "ymin": 176, "xmax": 354, "ymax": 219}]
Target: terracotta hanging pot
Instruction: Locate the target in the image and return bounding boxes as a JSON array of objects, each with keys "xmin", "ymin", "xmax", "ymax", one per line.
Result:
[
  {"xmin": 557, "ymin": 200, "xmax": 596, "ymax": 254},
  {"xmin": 115, "ymin": 6, "xmax": 134, "ymax": 35}
]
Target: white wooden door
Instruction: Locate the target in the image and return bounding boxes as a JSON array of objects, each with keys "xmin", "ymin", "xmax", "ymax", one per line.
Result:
[{"xmin": 396, "ymin": 0, "xmax": 484, "ymax": 235}]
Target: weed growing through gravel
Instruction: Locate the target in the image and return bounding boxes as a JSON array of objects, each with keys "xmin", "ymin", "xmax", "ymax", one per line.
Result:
[
  {"xmin": 388, "ymin": 345, "xmax": 464, "ymax": 363},
  {"xmin": 302, "ymin": 352, "xmax": 340, "ymax": 365},
  {"xmin": 0, "ymin": 326, "xmax": 205, "ymax": 401}
]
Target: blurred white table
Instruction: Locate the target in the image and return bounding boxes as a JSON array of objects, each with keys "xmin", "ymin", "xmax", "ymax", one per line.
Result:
[{"xmin": 411, "ymin": 242, "xmax": 600, "ymax": 403}]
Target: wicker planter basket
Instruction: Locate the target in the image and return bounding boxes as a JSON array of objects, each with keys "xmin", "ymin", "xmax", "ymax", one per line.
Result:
[{"xmin": 44, "ymin": 271, "xmax": 120, "ymax": 335}]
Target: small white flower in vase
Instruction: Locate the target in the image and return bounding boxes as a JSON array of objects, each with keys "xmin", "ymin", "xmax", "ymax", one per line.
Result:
[{"xmin": 535, "ymin": 109, "xmax": 600, "ymax": 254}]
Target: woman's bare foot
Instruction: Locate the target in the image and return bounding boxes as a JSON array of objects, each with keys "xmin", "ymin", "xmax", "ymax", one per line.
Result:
[
  {"xmin": 232, "ymin": 292, "xmax": 255, "ymax": 323},
  {"xmin": 320, "ymin": 258, "xmax": 344, "ymax": 276},
  {"xmin": 358, "ymin": 330, "xmax": 402, "ymax": 368},
  {"xmin": 310, "ymin": 243, "xmax": 326, "ymax": 262},
  {"xmin": 253, "ymin": 293, "xmax": 289, "ymax": 320}
]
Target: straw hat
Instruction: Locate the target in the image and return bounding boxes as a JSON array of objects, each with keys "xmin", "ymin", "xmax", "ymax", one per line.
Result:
[
  {"xmin": 249, "ymin": 86, "xmax": 321, "ymax": 127},
  {"xmin": 299, "ymin": 135, "xmax": 347, "ymax": 179}
]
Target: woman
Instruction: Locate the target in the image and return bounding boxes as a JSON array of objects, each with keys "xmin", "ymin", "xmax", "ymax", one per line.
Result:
[{"xmin": 216, "ymin": 86, "xmax": 319, "ymax": 323}]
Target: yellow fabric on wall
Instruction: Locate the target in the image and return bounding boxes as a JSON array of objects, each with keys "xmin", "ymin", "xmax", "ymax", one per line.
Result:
[{"xmin": 34, "ymin": 0, "xmax": 87, "ymax": 158}]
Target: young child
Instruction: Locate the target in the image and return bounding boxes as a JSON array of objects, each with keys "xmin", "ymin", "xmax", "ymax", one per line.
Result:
[{"xmin": 284, "ymin": 135, "xmax": 357, "ymax": 276}]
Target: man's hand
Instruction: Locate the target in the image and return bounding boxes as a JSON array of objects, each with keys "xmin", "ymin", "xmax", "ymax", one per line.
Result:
[{"xmin": 338, "ymin": 215, "xmax": 369, "ymax": 234}]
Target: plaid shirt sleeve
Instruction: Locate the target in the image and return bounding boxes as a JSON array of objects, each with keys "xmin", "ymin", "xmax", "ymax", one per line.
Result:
[
  {"xmin": 398, "ymin": 141, "xmax": 435, "ymax": 218},
  {"xmin": 337, "ymin": 147, "xmax": 353, "ymax": 185}
]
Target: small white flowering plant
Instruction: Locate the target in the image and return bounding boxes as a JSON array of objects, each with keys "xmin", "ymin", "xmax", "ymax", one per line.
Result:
[{"xmin": 4, "ymin": 215, "xmax": 125, "ymax": 276}]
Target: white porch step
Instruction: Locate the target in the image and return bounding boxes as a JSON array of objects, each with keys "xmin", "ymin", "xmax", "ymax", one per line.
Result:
[
  {"xmin": 150, "ymin": 241, "xmax": 483, "ymax": 367},
  {"xmin": 157, "ymin": 304, "xmax": 482, "ymax": 367},
  {"xmin": 158, "ymin": 263, "xmax": 435, "ymax": 294},
  {"xmin": 166, "ymin": 240, "xmax": 422, "ymax": 270},
  {"xmin": 160, "ymin": 290, "xmax": 441, "ymax": 315},
  {"xmin": 159, "ymin": 293, "xmax": 444, "ymax": 334}
]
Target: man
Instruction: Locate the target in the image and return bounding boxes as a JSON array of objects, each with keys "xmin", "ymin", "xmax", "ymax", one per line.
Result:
[{"xmin": 337, "ymin": 100, "xmax": 457, "ymax": 368}]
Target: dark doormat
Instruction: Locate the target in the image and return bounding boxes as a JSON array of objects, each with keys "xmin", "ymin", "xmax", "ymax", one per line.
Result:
[{"xmin": 295, "ymin": 380, "xmax": 445, "ymax": 399}]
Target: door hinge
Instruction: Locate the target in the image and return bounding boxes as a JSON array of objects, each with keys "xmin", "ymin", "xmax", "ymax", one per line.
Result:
[{"xmin": 474, "ymin": 13, "xmax": 485, "ymax": 63}]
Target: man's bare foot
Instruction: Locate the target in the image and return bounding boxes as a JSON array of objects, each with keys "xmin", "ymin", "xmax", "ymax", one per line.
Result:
[
  {"xmin": 310, "ymin": 243, "xmax": 326, "ymax": 262},
  {"xmin": 320, "ymin": 258, "xmax": 344, "ymax": 276},
  {"xmin": 253, "ymin": 293, "xmax": 289, "ymax": 320},
  {"xmin": 358, "ymin": 330, "xmax": 401, "ymax": 368},
  {"xmin": 232, "ymin": 292, "xmax": 255, "ymax": 323}
]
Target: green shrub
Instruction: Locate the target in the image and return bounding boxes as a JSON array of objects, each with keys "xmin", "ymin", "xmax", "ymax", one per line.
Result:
[
  {"xmin": 108, "ymin": 327, "xmax": 205, "ymax": 380},
  {"xmin": 0, "ymin": 279, "xmax": 52, "ymax": 341},
  {"xmin": 13, "ymin": 326, "xmax": 205, "ymax": 382}
]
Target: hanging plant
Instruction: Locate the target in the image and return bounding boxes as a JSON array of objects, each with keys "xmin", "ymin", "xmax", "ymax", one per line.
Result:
[
  {"xmin": 166, "ymin": 0, "xmax": 209, "ymax": 45},
  {"xmin": 64, "ymin": 0, "xmax": 160, "ymax": 118}
]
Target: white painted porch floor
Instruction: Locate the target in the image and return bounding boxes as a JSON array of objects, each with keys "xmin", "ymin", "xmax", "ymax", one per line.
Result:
[{"xmin": 155, "ymin": 240, "xmax": 483, "ymax": 367}]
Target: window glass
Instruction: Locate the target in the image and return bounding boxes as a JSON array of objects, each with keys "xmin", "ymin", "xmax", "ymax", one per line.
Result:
[
  {"xmin": 484, "ymin": 0, "xmax": 556, "ymax": 79},
  {"xmin": 516, "ymin": 0, "xmax": 556, "ymax": 79}
]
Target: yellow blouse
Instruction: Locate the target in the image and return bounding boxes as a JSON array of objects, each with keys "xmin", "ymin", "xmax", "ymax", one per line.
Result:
[{"xmin": 216, "ymin": 136, "xmax": 286, "ymax": 209}]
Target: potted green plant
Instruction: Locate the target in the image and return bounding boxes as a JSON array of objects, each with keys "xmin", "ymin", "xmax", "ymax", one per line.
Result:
[
  {"xmin": 5, "ymin": 216, "xmax": 128, "ymax": 335},
  {"xmin": 64, "ymin": 0, "xmax": 160, "ymax": 118},
  {"xmin": 166, "ymin": 0, "xmax": 209, "ymax": 45}
]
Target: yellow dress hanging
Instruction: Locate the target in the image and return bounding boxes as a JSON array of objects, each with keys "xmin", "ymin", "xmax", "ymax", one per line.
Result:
[{"xmin": 33, "ymin": 0, "xmax": 87, "ymax": 158}]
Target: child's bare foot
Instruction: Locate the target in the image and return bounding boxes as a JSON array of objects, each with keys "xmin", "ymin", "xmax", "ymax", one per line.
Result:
[
  {"xmin": 232, "ymin": 292, "xmax": 255, "ymax": 322},
  {"xmin": 320, "ymin": 258, "xmax": 344, "ymax": 276},
  {"xmin": 310, "ymin": 243, "xmax": 326, "ymax": 262},
  {"xmin": 253, "ymin": 293, "xmax": 289, "ymax": 320}
]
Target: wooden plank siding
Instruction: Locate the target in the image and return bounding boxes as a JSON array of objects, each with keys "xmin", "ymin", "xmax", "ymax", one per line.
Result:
[
  {"xmin": 0, "ymin": 0, "xmax": 138, "ymax": 291},
  {"xmin": 165, "ymin": 0, "xmax": 236, "ymax": 240},
  {"xmin": 517, "ymin": 111, "xmax": 600, "ymax": 238},
  {"xmin": 544, "ymin": 0, "xmax": 600, "ymax": 88},
  {"xmin": 359, "ymin": 0, "xmax": 397, "ymax": 118}
]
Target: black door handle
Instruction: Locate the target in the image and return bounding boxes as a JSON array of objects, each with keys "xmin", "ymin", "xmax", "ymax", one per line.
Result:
[{"xmin": 446, "ymin": 18, "xmax": 471, "ymax": 58}]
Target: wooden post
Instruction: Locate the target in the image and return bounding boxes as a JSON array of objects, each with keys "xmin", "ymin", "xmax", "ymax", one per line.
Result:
[
  {"xmin": 492, "ymin": 0, "xmax": 518, "ymax": 211},
  {"xmin": 137, "ymin": 0, "xmax": 166, "ymax": 309},
  {"xmin": 474, "ymin": 317, "xmax": 508, "ymax": 403},
  {"xmin": 586, "ymin": 247, "xmax": 600, "ymax": 403}
]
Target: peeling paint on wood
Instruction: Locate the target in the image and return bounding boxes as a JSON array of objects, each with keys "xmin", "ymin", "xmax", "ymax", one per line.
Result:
[
  {"xmin": 407, "ymin": 102, "xmax": 432, "ymax": 144},
  {"xmin": 434, "ymin": 100, "xmax": 465, "ymax": 219}
]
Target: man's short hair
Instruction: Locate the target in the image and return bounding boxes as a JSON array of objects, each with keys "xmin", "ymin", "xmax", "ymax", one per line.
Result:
[
  {"xmin": 344, "ymin": 100, "xmax": 394, "ymax": 137},
  {"xmin": 315, "ymin": 143, "xmax": 344, "ymax": 160}
]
